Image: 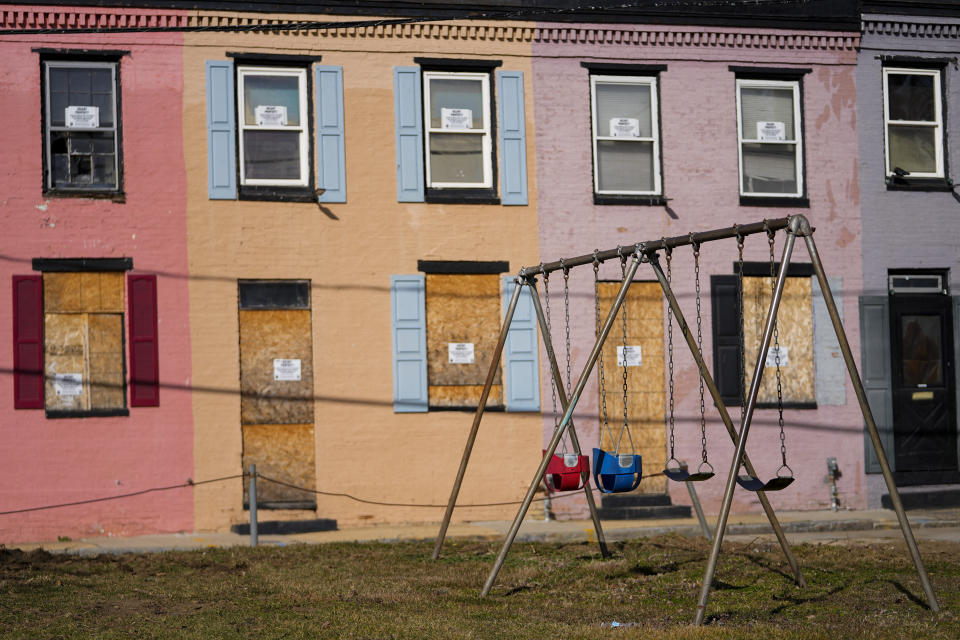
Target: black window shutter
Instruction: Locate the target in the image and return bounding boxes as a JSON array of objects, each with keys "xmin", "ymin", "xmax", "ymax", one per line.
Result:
[{"xmin": 711, "ymin": 274, "xmax": 742, "ymax": 406}]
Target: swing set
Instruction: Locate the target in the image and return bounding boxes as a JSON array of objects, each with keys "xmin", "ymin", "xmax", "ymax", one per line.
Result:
[{"xmin": 431, "ymin": 215, "xmax": 940, "ymax": 625}]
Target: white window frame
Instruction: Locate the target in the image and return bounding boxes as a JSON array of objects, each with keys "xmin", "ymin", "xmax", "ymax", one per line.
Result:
[
  {"xmin": 590, "ymin": 74, "xmax": 662, "ymax": 196},
  {"xmin": 736, "ymin": 78, "xmax": 804, "ymax": 198},
  {"xmin": 237, "ymin": 66, "xmax": 309, "ymax": 187},
  {"xmin": 422, "ymin": 71, "xmax": 493, "ymax": 189},
  {"xmin": 882, "ymin": 67, "xmax": 944, "ymax": 179},
  {"xmin": 43, "ymin": 60, "xmax": 120, "ymax": 192}
]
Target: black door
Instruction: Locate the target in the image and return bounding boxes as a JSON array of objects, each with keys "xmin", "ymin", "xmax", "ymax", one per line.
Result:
[{"xmin": 890, "ymin": 294, "xmax": 959, "ymax": 484}]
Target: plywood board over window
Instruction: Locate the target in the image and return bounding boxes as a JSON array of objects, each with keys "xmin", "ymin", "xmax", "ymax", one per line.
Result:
[
  {"xmin": 597, "ymin": 281, "xmax": 666, "ymax": 494},
  {"xmin": 43, "ymin": 272, "xmax": 125, "ymax": 413},
  {"xmin": 742, "ymin": 276, "xmax": 814, "ymax": 405},
  {"xmin": 425, "ymin": 273, "xmax": 503, "ymax": 408}
]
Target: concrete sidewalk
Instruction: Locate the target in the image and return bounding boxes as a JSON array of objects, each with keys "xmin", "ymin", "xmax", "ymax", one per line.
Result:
[{"xmin": 8, "ymin": 507, "xmax": 960, "ymax": 556}]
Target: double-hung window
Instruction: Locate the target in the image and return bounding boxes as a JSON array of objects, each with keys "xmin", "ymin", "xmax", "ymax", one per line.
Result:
[
  {"xmin": 883, "ymin": 67, "xmax": 944, "ymax": 180},
  {"xmin": 736, "ymin": 78, "xmax": 804, "ymax": 199},
  {"xmin": 43, "ymin": 60, "xmax": 121, "ymax": 194},
  {"xmin": 237, "ymin": 66, "xmax": 309, "ymax": 187},
  {"xmin": 423, "ymin": 71, "xmax": 493, "ymax": 190},
  {"xmin": 590, "ymin": 74, "xmax": 661, "ymax": 198}
]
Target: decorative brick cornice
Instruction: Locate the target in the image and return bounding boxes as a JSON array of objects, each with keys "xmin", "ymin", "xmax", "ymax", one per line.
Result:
[
  {"xmin": 0, "ymin": 6, "xmax": 859, "ymax": 51},
  {"xmin": 863, "ymin": 17, "xmax": 960, "ymax": 39}
]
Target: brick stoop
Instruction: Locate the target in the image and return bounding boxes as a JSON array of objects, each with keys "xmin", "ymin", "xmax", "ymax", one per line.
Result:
[{"xmin": 597, "ymin": 492, "xmax": 692, "ymax": 520}]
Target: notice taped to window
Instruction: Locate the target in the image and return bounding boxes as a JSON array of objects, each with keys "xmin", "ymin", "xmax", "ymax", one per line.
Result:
[
  {"xmin": 54, "ymin": 373, "xmax": 83, "ymax": 396},
  {"xmin": 765, "ymin": 346, "xmax": 790, "ymax": 368},
  {"xmin": 756, "ymin": 121, "xmax": 786, "ymax": 141},
  {"xmin": 448, "ymin": 342, "xmax": 475, "ymax": 364},
  {"xmin": 609, "ymin": 117, "xmax": 640, "ymax": 138},
  {"xmin": 255, "ymin": 105, "xmax": 288, "ymax": 126},
  {"xmin": 441, "ymin": 108, "xmax": 473, "ymax": 130},
  {"xmin": 65, "ymin": 106, "xmax": 99, "ymax": 128},
  {"xmin": 273, "ymin": 358, "xmax": 302, "ymax": 381},
  {"xmin": 617, "ymin": 345, "xmax": 643, "ymax": 367}
]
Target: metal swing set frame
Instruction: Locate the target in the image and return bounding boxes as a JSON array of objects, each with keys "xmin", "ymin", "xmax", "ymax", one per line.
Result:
[{"xmin": 431, "ymin": 214, "xmax": 939, "ymax": 625}]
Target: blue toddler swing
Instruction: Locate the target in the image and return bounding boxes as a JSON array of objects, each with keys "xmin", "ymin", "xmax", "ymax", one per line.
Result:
[{"xmin": 591, "ymin": 249, "xmax": 642, "ymax": 494}]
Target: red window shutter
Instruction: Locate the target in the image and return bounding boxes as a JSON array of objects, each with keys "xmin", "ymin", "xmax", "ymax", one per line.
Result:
[
  {"xmin": 128, "ymin": 274, "xmax": 159, "ymax": 407},
  {"xmin": 12, "ymin": 275, "xmax": 44, "ymax": 409}
]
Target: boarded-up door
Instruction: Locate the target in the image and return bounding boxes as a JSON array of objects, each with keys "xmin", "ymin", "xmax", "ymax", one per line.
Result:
[
  {"xmin": 238, "ymin": 280, "xmax": 316, "ymax": 509},
  {"xmin": 597, "ymin": 281, "xmax": 666, "ymax": 494}
]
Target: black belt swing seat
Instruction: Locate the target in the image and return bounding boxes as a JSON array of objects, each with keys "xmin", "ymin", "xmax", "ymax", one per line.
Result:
[
  {"xmin": 734, "ymin": 225, "xmax": 795, "ymax": 493},
  {"xmin": 661, "ymin": 239, "xmax": 715, "ymax": 484}
]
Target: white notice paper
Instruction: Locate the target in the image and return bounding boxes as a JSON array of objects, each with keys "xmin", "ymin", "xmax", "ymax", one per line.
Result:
[
  {"xmin": 54, "ymin": 373, "xmax": 83, "ymax": 396},
  {"xmin": 757, "ymin": 121, "xmax": 786, "ymax": 141},
  {"xmin": 273, "ymin": 358, "xmax": 302, "ymax": 381},
  {"xmin": 617, "ymin": 345, "xmax": 643, "ymax": 367},
  {"xmin": 610, "ymin": 117, "xmax": 641, "ymax": 138},
  {"xmin": 765, "ymin": 346, "xmax": 790, "ymax": 368},
  {"xmin": 255, "ymin": 105, "xmax": 288, "ymax": 126},
  {"xmin": 448, "ymin": 342, "xmax": 475, "ymax": 364},
  {"xmin": 441, "ymin": 108, "xmax": 473, "ymax": 130},
  {"xmin": 65, "ymin": 106, "xmax": 99, "ymax": 129}
]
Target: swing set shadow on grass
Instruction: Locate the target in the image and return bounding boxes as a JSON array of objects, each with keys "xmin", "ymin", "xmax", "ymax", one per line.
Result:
[{"xmin": 431, "ymin": 214, "xmax": 942, "ymax": 626}]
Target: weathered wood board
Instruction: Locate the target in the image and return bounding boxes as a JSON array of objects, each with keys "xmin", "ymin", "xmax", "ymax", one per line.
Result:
[
  {"xmin": 239, "ymin": 309, "xmax": 314, "ymax": 425},
  {"xmin": 241, "ymin": 423, "xmax": 316, "ymax": 505}
]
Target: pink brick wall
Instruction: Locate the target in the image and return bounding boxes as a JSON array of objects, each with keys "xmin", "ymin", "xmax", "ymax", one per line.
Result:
[
  {"xmin": 532, "ymin": 26, "xmax": 864, "ymax": 517},
  {"xmin": 0, "ymin": 18, "xmax": 192, "ymax": 542}
]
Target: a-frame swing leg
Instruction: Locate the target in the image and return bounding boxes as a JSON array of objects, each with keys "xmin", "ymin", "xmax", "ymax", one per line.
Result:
[
  {"xmin": 527, "ymin": 277, "xmax": 610, "ymax": 558},
  {"xmin": 432, "ymin": 278, "xmax": 524, "ymax": 560},
  {"xmin": 801, "ymin": 224, "xmax": 940, "ymax": 612},
  {"xmin": 480, "ymin": 254, "xmax": 644, "ymax": 597},
  {"xmin": 648, "ymin": 254, "xmax": 806, "ymax": 587},
  {"xmin": 693, "ymin": 228, "xmax": 798, "ymax": 626}
]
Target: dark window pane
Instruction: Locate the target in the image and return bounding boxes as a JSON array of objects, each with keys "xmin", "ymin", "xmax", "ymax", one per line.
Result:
[
  {"xmin": 888, "ymin": 73, "xmax": 935, "ymax": 122},
  {"xmin": 238, "ymin": 280, "xmax": 311, "ymax": 309},
  {"xmin": 741, "ymin": 143, "xmax": 798, "ymax": 193},
  {"xmin": 70, "ymin": 154, "xmax": 93, "ymax": 184},
  {"xmin": 49, "ymin": 132, "xmax": 117, "ymax": 189},
  {"xmin": 243, "ymin": 130, "xmax": 301, "ymax": 180},
  {"xmin": 428, "ymin": 78, "xmax": 484, "ymax": 129},
  {"xmin": 428, "ymin": 133, "xmax": 484, "ymax": 184},
  {"xmin": 596, "ymin": 140, "xmax": 654, "ymax": 192},
  {"xmin": 67, "ymin": 68, "xmax": 93, "ymax": 106},
  {"xmin": 242, "ymin": 74, "xmax": 301, "ymax": 126},
  {"xmin": 901, "ymin": 314, "xmax": 942, "ymax": 386},
  {"xmin": 888, "ymin": 125, "xmax": 937, "ymax": 174}
]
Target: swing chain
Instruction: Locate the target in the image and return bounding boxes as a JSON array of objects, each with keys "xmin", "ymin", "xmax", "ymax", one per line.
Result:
[
  {"xmin": 593, "ymin": 252, "xmax": 610, "ymax": 436},
  {"xmin": 561, "ymin": 259, "xmax": 572, "ymax": 399},
  {"xmin": 767, "ymin": 229, "xmax": 788, "ymax": 470},
  {"xmin": 691, "ymin": 236, "xmax": 708, "ymax": 466},
  {"xmin": 664, "ymin": 242, "xmax": 675, "ymax": 461},
  {"xmin": 542, "ymin": 266, "xmax": 560, "ymax": 431},
  {"xmin": 616, "ymin": 246, "xmax": 634, "ymax": 455},
  {"xmin": 736, "ymin": 227, "xmax": 747, "ymax": 426}
]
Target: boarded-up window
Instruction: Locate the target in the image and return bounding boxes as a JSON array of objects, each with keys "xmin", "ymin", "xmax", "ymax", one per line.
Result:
[
  {"xmin": 43, "ymin": 272, "xmax": 126, "ymax": 414},
  {"xmin": 742, "ymin": 275, "xmax": 815, "ymax": 406},
  {"xmin": 425, "ymin": 273, "xmax": 503, "ymax": 409}
]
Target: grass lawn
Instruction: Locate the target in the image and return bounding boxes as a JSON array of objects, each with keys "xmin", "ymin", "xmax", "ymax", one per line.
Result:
[{"xmin": 1, "ymin": 535, "xmax": 958, "ymax": 639}]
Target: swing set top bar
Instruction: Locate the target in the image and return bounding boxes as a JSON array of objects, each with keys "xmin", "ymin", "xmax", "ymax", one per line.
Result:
[{"xmin": 519, "ymin": 215, "xmax": 808, "ymax": 279}]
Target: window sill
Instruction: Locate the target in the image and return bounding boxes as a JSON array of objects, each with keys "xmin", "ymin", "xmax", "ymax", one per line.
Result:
[
  {"xmin": 885, "ymin": 177, "xmax": 954, "ymax": 192},
  {"xmin": 46, "ymin": 408, "xmax": 130, "ymax": 419},
  {"xmin": 739, "ymin": 196, "xmax": 809, "ymax": 208},
  {"xmin": 427, "ymin": 405, "xmax": 505, "ymax": 412},
  {"xmin": 43, "ymin": 189, "xmax": 125, "ymax": 203},
  {"xmin": 594, "ymin": 194, "xmax": 666, "ymax": 206},
  {"xmin": 754, "ymin": 402, "xmax": 817, "ymax": 410},
  {"xmin": 238, "ymin": 186, "xmax": 317, "ymax": 203},
  {"xmin": 425, "ymin": 188, "xmax": 500, "ymax": 205}
]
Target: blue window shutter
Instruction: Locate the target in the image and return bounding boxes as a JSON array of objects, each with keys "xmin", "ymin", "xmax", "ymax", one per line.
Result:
[
  {"xmin": 496, "ymin": 70, "xmax": 528, "ymax": 206},
  {"xmin": 860, "ymin": 296, "xmax": 894, "ymax": 473},
  {"xmin": 503, "ymin": 276, "xmax": 540, "ymax": 412},
  {"xmin": 813, "ymin": 276, "xmax": 845, "ymax": 406},
  {"xmin": 391, "ymin": 275, "xmax": 428, "ymax": 412},
  {"xmin": 206, "ymin": 60, "xmax": 236, "ymax": 199},
  {"xmin": 393, "ymin": 66, "xmax": 424, "ymax": 202},
  {"xmin": 315, "ymin": 65, "xmax": 346, "ymax": 203}
]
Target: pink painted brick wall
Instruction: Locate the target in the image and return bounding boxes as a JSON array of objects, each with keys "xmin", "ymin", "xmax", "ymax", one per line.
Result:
[
  {"xmin": 0, "ymin": 17, "xmax": 193, "ymax": 543},
  {"xmin": 532, "ymin": 26, "xmax": 863, "ymax": 517}
]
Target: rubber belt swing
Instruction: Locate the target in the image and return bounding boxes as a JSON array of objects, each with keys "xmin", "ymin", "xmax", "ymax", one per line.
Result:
[
  {"xmin": 663, "ymin": 238, "xmax": 715, "ymax": 483},
  {"xmin": 735, "ymin": 225, "xmax": 794, "ymax": 492},
  {"xmin": 592, "ymin": 247, "xmax": 642, "ymax": 494}
]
